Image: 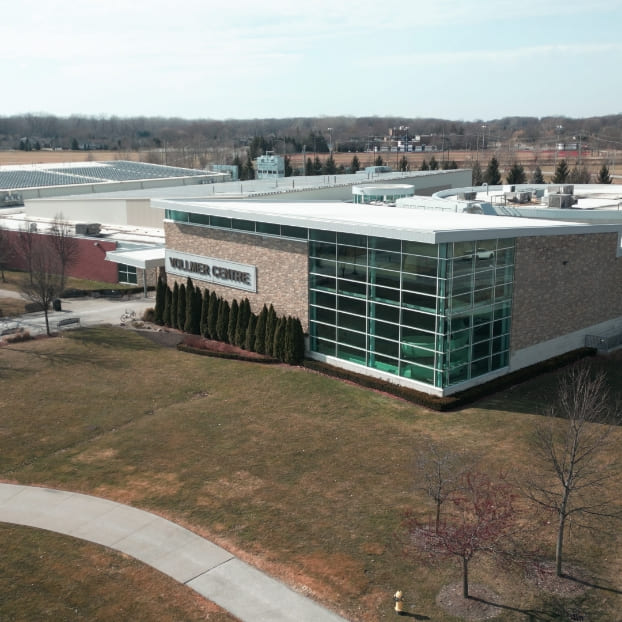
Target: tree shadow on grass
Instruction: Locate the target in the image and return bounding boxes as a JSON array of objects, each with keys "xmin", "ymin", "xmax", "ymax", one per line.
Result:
[
  {"xmin": 469, "ymin": 593, "xmax": 591, "ymax": 622},
  {"xmin": 562, "ymin": 572, "xmax": 622, "ymax": 595},
  {"xmin": 0, "ymin": 327, "xmax": 159, "ymax": 374},
  {"xmin": 65, "ymin": 326, "xmax": 161, "ymax": 351}
]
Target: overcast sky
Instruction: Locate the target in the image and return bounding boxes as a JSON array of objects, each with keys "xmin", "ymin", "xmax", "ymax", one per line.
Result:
[{"xmin": 2, "ymin": 0, "xmax": 621, "ymax": 121}]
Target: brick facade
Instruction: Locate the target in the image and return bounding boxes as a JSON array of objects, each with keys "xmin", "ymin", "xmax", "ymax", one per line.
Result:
[
  {"xmin": 511, "ymin": 232, "xmax": 622, "ymax": 350},
  {"xmin": 3, "ymin": 229, "xmax": 119, "ymax": 283},
  {"xmin": 165, "ymin": 222, "xmax": 309, "ymax": 328}
]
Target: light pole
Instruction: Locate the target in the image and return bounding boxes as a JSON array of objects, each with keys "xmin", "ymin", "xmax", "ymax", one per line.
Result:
[
  {"xmin": 327, "ymin": 127, "xmax": 333, "ymax": 155},
  {"xmin": 555, "ymin": 124, "xmax": 563, "ymax": 167}
]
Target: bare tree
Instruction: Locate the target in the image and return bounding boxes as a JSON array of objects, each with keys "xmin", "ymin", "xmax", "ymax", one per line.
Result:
[
  {"xmin": 415, "ymin": 441, "xmax": 462, "ymax": 533},
  {"xmin": 526, "ymin": 363, "xmax": 621, "ymax": 577},
  {"xmin": 15, "ymin": 225, "xmax": 37, "ymax": 283},
  {"xmin": 49, "ymin": 213, "xmax": 79, "ymax": 292},
  {"xmin": 19, "ymin": 239, "xmax": 63, "ymax": 336},
  {"xmin": 405, "ymin": 471, "xmax": 518, "ymax": 598}
]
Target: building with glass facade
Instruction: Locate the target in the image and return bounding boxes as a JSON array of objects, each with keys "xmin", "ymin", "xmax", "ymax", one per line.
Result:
[{"xmin": 155, "ymin": 198, "xmax": 622, "ymax": 396}]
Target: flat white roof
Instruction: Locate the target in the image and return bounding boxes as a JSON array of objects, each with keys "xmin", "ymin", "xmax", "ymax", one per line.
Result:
[
  {"xmin": 153, "ymin": 198, "xmax": 622, "ymax": 244},
  {"xmin": 27, "ymin": 170, "xmax": 452, "ymax": 202}
]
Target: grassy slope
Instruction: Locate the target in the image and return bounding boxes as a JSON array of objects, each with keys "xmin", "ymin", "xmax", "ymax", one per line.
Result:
[{"xmin": 0, "ymin": 327, "xmax": 620, "ymax": 621}]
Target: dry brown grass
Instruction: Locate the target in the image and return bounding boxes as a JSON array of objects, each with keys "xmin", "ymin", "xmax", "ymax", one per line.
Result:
[
  {"xmin": 0, "ymin": 327, "xmax": 620, "ymax": 621},
  {"xmin": 0, "ymin": 150, "xmax": 140, "ymax": 166}
]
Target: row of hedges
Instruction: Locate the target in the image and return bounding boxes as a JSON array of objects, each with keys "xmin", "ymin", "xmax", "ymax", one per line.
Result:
[{"xmin": 154, "ymin": 277, "xmax": 305, "ymax": 365}]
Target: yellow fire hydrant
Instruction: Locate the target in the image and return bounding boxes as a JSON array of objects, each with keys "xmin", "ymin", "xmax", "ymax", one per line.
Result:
[{"xmin": 393, "ymin": 590, "xmax": 404, "ymax": 615}]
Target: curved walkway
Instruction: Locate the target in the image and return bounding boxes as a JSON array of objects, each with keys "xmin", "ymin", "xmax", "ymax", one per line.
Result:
[{"xmin": 0, "ymin": 484, "xmax": 346, "ymax": 622}]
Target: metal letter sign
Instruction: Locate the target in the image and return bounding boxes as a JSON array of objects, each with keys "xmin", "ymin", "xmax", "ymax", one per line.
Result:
[{"xmin": 165, "ymin": 250, "xmax": 257, "ymax": 293}]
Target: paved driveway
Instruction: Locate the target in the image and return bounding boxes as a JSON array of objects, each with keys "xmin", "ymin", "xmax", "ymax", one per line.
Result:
[{"xmin": 0, "ymin": 290, "xmax": 155, "ymax": 337}]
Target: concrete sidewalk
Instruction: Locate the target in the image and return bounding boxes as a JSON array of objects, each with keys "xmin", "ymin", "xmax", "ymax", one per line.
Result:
[{"xmin": 0, "ymin": 484, "xmax": 347, "ymax": 622}]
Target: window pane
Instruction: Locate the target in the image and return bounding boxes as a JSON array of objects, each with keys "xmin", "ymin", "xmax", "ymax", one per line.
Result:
[
  {"xmin": 404, "ymin": 274, "xmax": 437, "ymax": 296},
  {"xmin": 256, "ymin": 222, "xmax": 280, "ymax": 235},
  {"xmin": 310, "ymin": 274, "xmax": 335, "ymax": 291},
  {"xmin": 338, "ymin": 297, "xmax": 366, "ymax": 315},
  {"xmin": 282, "ymin": 225, "xmax": 307, "ymax": 239},
  {"xmin": 402, "ymin": 290, "xmax": 437, "ymax": 312},
  {"xmin": 370, "ymin": 267, "xmax": 400, "ymax": 288},
  {"xmin": 311, "ymin": 322, "xmax": 336, "ymax": 341},
  {"xmin": 402, "ymin": 363, "xmax": 435, "ymax": 383},
  {"xmin": 310, "ymin": 258, "xmax": 336, "ymax": 277},
  {"xmin": 338, "ymin": 279, "xmax": 367, "ymax": 297},
  {"xmin": 402, "ymin": 255, "xmax": 438, "ymax": 276},
  {"xmin": 402, "ymin": 241, "xmax": 437, "ymax": 257},
  {"xmin": 473, "ymin": 340, "xmax": 491, "ymax": 359},
  {"xmin": 372, "ymin": 355, "xmax": 399, "ymax": 374},
  {"xmin": 402, "ymin": 308, "xmax": 436, "ymax": 332},
  {"xmin": 310, "ymin": 229, "xmax": 335, "ymax": 242},
  {"xmin": 371, "ymin": 337, "xmax": 399, "ymax": 358},
  {"xmin": 189, "ymin": 213, "xmax": 211, "ymax": 225},
  {"xmin": 471, "ymin": 357, "xmax": 491, "ymax": 376},
  {"xmin": 313, "ymin": 306, "xmax": 336, "ymax": 325},
  {"xmin": 211, "ymin": 216, "xmax": 232, "ymax": 228},
  {"xmin": 337, "ymin": 343, "xmax": 366, "ymax": 364},
  {"xmin": 231, "ymin": 218, "xmax": 255, "ymax": 231},
  {"xmin": 311, "ymin": 337, "xmax": 335, "ymax": 356},
  {"xmin": 371, "ymin": 302, "xmax": 400, "ymax": 323},
  {"xmin": 338, "ymin": 312, "xmax": 366, "ymax": 332},
  {"xmin": 337, "ymin": 232, "xmax": 367, "ymax": 247},
  {"xmin": 371, "ymin": 285, "xmax": 400, "ymax": 305},
  {"xmin": 310, "ymin": 241, "xmax": 336, "ymax": 260},
  {"xmin": 370, "ymin": 236, "xmax": 401, "ymax": 252},
  {"xmin": 337, "ymin": 263, "xmax": 366, "ymax": 281},
  {"xmin": 310, "ymin": 290, "xmax": 335, "ymax": 308},
  {"xmin": 373, "ymin": 320, "xmax": 399, "ymax": 341}
]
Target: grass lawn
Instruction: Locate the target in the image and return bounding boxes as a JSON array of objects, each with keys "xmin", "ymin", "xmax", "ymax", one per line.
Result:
[
  {"xmin": 0, "ymin": 270, "xmax": 135, "ymax": 296},
  {"xmin": 0, "ymin": 326, "xmax": 620, "ymax": 621}
]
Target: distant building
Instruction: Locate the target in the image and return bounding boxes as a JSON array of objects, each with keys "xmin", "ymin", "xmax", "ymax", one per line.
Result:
[{"xmin": 255, "ymin": 152, "xmax": 285, "ymax": 179}]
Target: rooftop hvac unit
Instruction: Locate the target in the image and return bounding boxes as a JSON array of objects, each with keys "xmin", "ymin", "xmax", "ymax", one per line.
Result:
[
  {"xmin": 458, "ymin": 191, "xmax": 477, "ymax": 200},
  {"xmin": 29, "ymin": 223, "xmax": 37, "ymax": 232},
  {"xmin": 547, "ymin": 194, "xmax": 575, "ymax": 208},
  {"xmin": 75, "ymin": 223, "xmax": 101, "ymax": 235},
  {"xmin": 560, "ymin": 184, "xmax": 574, "ymax": 195},
  {"xmin": 513, "ymin": 191, "xmax": 532, "ymax": 204}
]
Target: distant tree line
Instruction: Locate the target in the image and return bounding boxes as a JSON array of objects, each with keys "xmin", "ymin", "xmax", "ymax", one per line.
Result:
[
  {"xmin": 154, "ymin": 277, "xmax": 305, "ymax": 365},
  {"xmin": 3, "ymin": 113, "xmax": 622, "ymax": 161},
  {"xmin": 470, "ymin": 157, "xmax": 613, "ymax": 186}
]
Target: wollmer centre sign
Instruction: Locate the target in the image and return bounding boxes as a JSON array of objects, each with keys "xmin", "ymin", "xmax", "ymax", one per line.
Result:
[{"xmin": 165, "ymin": 250, "xmax": 257, "ymax": 293}]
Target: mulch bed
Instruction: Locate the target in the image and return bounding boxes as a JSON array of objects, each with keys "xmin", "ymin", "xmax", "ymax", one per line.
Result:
[
  {"xmin": 134, "ymin": 327, "xmax": 276, "ymax": 362},
  {"xmin": 525, "ymin": 560, "xmax": 590, "ymax": 597},
  {"xmin": 436, "ymin": 583, "xmax": 503, "ymax": 621}
]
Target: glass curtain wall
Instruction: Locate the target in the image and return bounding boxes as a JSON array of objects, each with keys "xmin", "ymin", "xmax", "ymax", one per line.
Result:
[{"xmin": 309, "ymin": 231, "xmax": 515, "ymax": 389}]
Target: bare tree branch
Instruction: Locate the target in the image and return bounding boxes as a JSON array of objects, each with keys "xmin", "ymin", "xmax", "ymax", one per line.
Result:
[{"xmin": 525, "ymin": 362, "xmax": 622, "ymax": 576}]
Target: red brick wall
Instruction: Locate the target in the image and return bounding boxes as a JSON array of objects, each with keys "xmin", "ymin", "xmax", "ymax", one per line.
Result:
[{"xmin": 4, "ymin": 230, "xmax": 119, "ymax": 283}]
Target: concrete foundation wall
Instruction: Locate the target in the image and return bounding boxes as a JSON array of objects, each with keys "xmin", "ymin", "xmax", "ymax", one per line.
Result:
[
  {"xmin": 511, "ymin": 232, "xmax": 622, "ymax": 352},
  {"xmin": 165, "ymin": 223, "xmax": 309, "ymax": 327}
]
